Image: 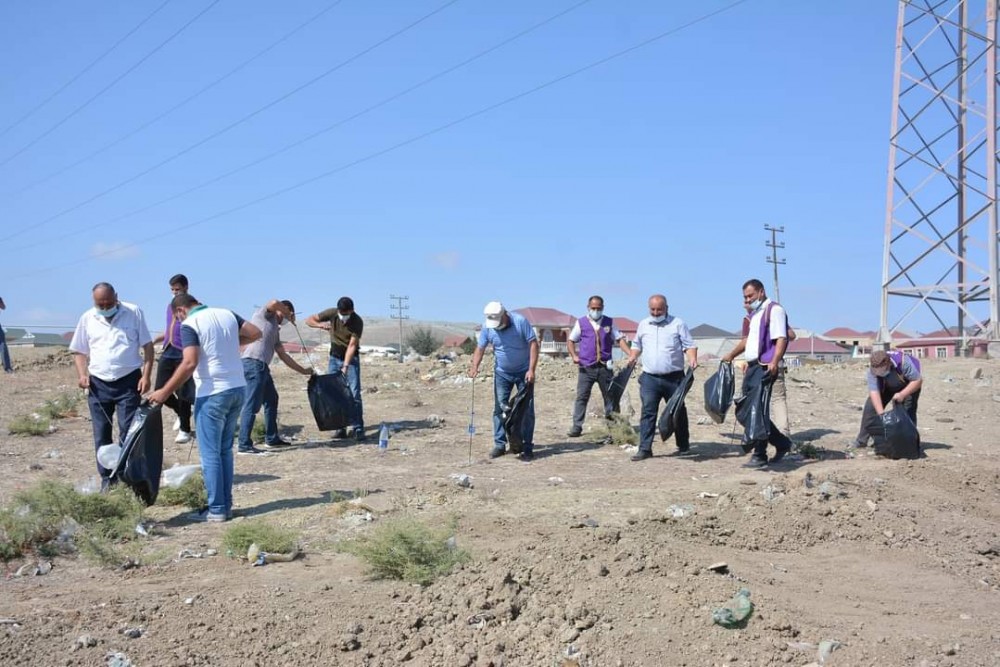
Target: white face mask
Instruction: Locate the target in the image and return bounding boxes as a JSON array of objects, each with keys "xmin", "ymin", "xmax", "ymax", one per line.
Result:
[
  {"xmin": 588, "ymin": 309, "xmax": 603, "ymax": 321},
  {"xmin": 650, "ymin": 314, "xmax": 666, "ymax": 324},
  {"xmin": 338, "ymin": 313, "xmax": 350, "ymax": 323},
  {"xmin": 748, "ymin": 299, "xmax": 763, "ymax": 312}
]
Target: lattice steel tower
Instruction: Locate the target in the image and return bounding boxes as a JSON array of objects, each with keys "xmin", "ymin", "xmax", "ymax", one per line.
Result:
[{"xmin": 881, "ymin": 0, "xmax": 1000, "ymax": 355}]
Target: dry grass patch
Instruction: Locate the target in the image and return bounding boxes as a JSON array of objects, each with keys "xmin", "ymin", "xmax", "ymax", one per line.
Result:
[{"xmin": 342, "ymin": 517, "xmax": 469, "ymax": 585}]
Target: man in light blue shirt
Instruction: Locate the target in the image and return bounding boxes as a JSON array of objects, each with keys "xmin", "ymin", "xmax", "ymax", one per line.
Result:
[
  {"xmin": 627, "ymin": 294, "xmax": 698, "ymax": 461},
  {"xmin": 468, "ymin": 301, "xmax": 539, "ymax": 461}
]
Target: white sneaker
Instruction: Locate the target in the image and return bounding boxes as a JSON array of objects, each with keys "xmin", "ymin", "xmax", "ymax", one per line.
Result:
[
  {"xmin": 172, "ymin": 417, "xmax": 181, "ymax": 432},
  {"xmin": 175, "ymin": 431, "xmax": 193, "ymax": 444}
]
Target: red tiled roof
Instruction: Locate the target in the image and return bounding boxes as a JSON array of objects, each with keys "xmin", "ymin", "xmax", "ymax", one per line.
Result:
[
  {"xmin": 787, "ymin": 336, "xmax": 850, "ymax": 354},
  {"xmin": 514, "ymin": 307, "xmax": 575, "ymax": 328},
  {"xmin": 443, "ymin": 334, "xmax": 472, "ymax": 347},
  {"xmin": 823, "ymin": 327, "xmax": 867, "ymax": 338},
  {"xmin": 613, "ymin": 316, "xmax": 639, "ymax": 333}
]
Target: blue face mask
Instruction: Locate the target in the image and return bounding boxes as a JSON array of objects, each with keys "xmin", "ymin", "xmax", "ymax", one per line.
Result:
[
  {"xmin": 96, "ymin": 305, "xmax": 119, "ymax": 318},
  {"xmin": 748, "ymin": 299, "xmax": 763, "ymax": 312}
]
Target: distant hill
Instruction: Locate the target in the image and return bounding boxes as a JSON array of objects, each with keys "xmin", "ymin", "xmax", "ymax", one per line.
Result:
[{"xmin": 283, "ymin": 317, "xmax": 478, "ymax": 348}]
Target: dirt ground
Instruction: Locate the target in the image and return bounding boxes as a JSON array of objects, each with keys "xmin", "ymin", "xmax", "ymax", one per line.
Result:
[{"xmin": 1, "ymin": 346, "xmax": 999, "ymax": 667}]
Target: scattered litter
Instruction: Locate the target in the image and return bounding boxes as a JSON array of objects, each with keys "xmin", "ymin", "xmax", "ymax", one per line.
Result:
[
  {"xmin": 184, "ymin": 597, "xmax": 196, "ymax": 605},
  {"xmin": 547, "ymin": 476, "xmax": 565, "ymax": 485},
  {"xmin": 865, "ymin": 500, "xmax": 878, "ymax": 511},
  {"xmin": 123, "ymin": 627, "xmax": 143, "ymax": 639},
  {"xmin": 770, "ymin": 562, "xmax": 788, "ymax": 573},
  {"xmin": 761, "ymin": 484, "xmax": 785, "ymax": 502},
  {"xmin": 787, "ymin": 641, "xmax": 816, "ymax": 652},
  {"xmin": 0, "ymin": 619, "xmax": 20, "ymax": 625},
  {"xmin": 817, "ymin": 639, "xmax": 842, "ymax": 664},
  {"xmin": 449, "ymin": 473, "xmax": 473, "ymax": 488},
  {"xmin": 106, "ymin": 651, "xmax": 133, "ymax": 667},
  {"xmin": 467, "ymin": 611, "xmax": 494, "ymax": 629},
  {"xmin": 73, "ymin": 634, "xmax": 98, "ymax": 650},
  {"xmin": 712, "ymin": 588, "xmax": 753, "ymax": 627},
  {"xmin": 134, "ymin": 523, "xmax": 150, "ymax": 537},
  {"xmin": 817, "ymin": 482, "xmax": 846, "ymax": 500},
  {"xmin": 696, "ymin": 416, "xmax": 711, "ymax": 425},
  {"xmin": 620, "ymin": 444, "xmax": 638, "ymax": 454},
  {"xmin": 569, "ymin": 518, "xmax": 600, "ymax": 529},
  {"xmin": 426, "ymin": 414, "xmax": 444, "ymax": 427},
  {"xmin": 205, "ymin": 549, "xmax": 218, "ymax": 556},
  {"xmin": 96, "ymin": 443, "xmax": 122, "ymax": 469},
  {"xmin": 247, "ymin": 542, "xmax": 300, "ymax": 566},
  {"xmin": 707, "ymin": 562, "xmax": 729, "ymax": 573},
  {"xmin": 697, "ymin": 492, "xmax": 719, "ymax": 499},
  {"xmin": 162, "ymin": 464, "xmax": 201, "ymax": 489},
  {"xmin": 667, "ymin": 504, "xmax": 695, "ymax": 519},
  {"xmin": 13, "ymin": 561, "xmax": 51, "ymax": 577},
  {"xmin": 43, "ymin": 450, "xmax": 62, "ymax": 459},
  {"xmin": 76, "ymin": 476, "xmax": 101, "ymax": 495}
]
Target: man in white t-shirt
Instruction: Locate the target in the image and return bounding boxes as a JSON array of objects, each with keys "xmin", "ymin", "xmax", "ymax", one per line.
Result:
[
  {"xmin": 69, "ymin": 282, "xmax": 154, "ymax": 490},
  {"xmin": 149, "ymin": 294, "xmax": 261, "ymax": 522}
]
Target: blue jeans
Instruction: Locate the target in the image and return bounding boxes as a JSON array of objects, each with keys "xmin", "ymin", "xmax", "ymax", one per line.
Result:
[
  {"xmin": 194, "ymin": 387, "xmax": 245, "ymax": 517},
  {"xmin": 238, "ymin": 359, "xmax": 278, "ymax": 449},
  {"xmin": 88, "ymin": 369, "xmax": 142, "ymax": 478},
  {"xmin": 492, "ymin": 369, "xmax": 534, "ymax": 454},
  {"xmin": 638, "ymin": 371, "xmax": 689, "ymax": 452},
  {"xmin": 0, "ymin": 325, "xmax": 11, "ymax": 372},
  {"xmin": 327, "ymin": 356, "xmax": 363, "ymax": 431}
]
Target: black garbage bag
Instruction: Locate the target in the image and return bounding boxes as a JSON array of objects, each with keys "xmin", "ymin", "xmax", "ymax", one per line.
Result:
[
  {"xmin": 877, "ymin": 407, "xmax": 921, "ymax": 459},
  {"xmin": 703, "ymin": 361, "xmax": 735, "ymax": 424},
  {"xmin": 502, "ymin": 383, "xmax": 534, "ymax": 454},
  {"xmin": 307, "ymin": 373, "xmax": 352, "ymax": 431},
  {"xmin": 734, "ymin": 375, "xmax": 773, "ymax": 444},
  {"xmin": 608, "ymin": 364, "xmax": 634, "ymax": 414},
  {"xmin": 110, "ymin": 402, "xmax": 163, "ymax": 506},
  {"xmin": 658, "ymin": 368, "xmax": 695, "ymax": 441}
]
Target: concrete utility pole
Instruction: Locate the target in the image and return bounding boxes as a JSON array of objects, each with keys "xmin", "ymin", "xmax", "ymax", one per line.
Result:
[
  {"xmin": 389, "ymin": 295, "xmax": 409, "ymax": 363},
  {"xmin": 880, "ymin": 0, "xmax": 1000, "ymax": 357},
  {"xmin": 764, "ymin": 224, "xmax": 786, "ymax": 303}
]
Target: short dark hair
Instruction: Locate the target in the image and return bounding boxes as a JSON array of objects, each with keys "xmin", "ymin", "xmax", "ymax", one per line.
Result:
[
  {"xmin": 742, "ymin": 279, "xmax": 765, "ymax": 292},
  {"xmin": 337, "ymin": 296, "xmax": 354, "ymax": 312},
  {"xmin": 280, "ymin": 299, "xmax": 295, "ymax": 313},
  {"xmin": 587, "ymin": 295, "xmax": 604, "ymax": 307},
  {"xmin": 92, "ymin": 281, "xmax": 115, "ymax": 293},
  {"xmin": 169, "ymin": 274, "xmax": 189, "ymax": 288},
  {"xmin": 171, "ymin": 293, "xmax": 199, "ymax": 309}
]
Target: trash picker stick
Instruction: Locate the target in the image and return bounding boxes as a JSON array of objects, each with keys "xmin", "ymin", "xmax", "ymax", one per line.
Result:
[
  {"xmin": 468, "ymin": 377, "xmax": 475, "ymax": 465},
  {"xmin": 291, "ymin": 321, "xmax": 319, "ymax": 372}
]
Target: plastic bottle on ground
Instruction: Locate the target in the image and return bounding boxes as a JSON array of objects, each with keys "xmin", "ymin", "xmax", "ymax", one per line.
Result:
[{"xmin": 378, "ymin": 423, "xmax": 389, "ymax": 453}]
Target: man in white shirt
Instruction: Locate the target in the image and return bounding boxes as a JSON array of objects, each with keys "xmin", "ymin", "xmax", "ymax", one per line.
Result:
[
  {"xmin": 627, "ymin": 294, "xmax": 698, "ymax": 461},
  {"xmin": 737, "ymin": 279, "xmax": 792, "ymax": 468},
  {"xmin": 69, "ymin": 282, "xmax": 154, "ymax": 490},
  {"xmin": 149, "ymin": 293, "xmax": 261, "ymax": 522}
]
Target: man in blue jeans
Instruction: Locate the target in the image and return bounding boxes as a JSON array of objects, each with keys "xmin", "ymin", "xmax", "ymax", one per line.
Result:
[
  {"xmin": 305, "ymin": 296, "xmax": 365, "ymax": 441},
  {"xmin": 69, "ymin": 283, "xmax": 155, "ymax": 490},
  {"xmin": 468, "ymin": 301, "xmax": 539, "ymax": 461},
  {"xmin": 149, "ymin": 294, "xmax": 260, "ymax": 523},
  {"xmin": 627, "ymin": 294, "xmax": 698, "ymax": 462},
  {"xmin": 0, "ymin": 296, "xmax": 12, "ymax": 373},
  {"xmin": 237, "ymin": 299, "xmax": 312, "ymax": 455}
]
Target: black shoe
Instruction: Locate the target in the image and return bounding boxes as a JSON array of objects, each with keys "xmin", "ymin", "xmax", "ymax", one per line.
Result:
[
  {"xmin": 489, "ymin": 448, "xmax": 506, "ymax": 459},
  {"xmin": 264, "ymin": 438, "xmax": 292, "ymax": 449},
  {"xmin": 742, "ymin": 455, "xmax": 768, "ymax": 469},
  {"xmin": 740, "ymin": 442, "xmax": 754, "ymax": 454},
  {"xmin": 769, "ymin": 446, "xmax": 791, "ymax": 465},
  {"xmin": 516, "ymin": 452, "xmax": 534, "ymax": 462},
  {"xmin": 630, "ymin": 449, "xmax": 653, "ymax": 462},
  {"xmin": 333, "ymin": 428, "xmax": 348, "ymax": 439},
  {"xmin": 353, "ymin": 428, "xmax": 366, "ymax": 442},
  {"xmin": 567, "ymin": 428, "xmax": 582, "ymax": 438},
  {"xmin": 668, "ymin": 447, "xmax": 694, "ymax": 457}
]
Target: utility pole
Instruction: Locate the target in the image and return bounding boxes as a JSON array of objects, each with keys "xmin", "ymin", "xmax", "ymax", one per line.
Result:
[
  {"xmin": 764, "ymin": 224, "xmax": 786, "ymax": 303},
  {"xmin": 389, "ymin": 295, "xmax": 409, "ymax": 363}
]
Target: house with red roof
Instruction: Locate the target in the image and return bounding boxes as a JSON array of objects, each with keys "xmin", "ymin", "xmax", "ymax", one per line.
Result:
[
  {"xmin": 894, "ymin": 328, "xmax": 989, "ymax": 359},
  {"xmin": 821, "ymin": 327, "xmax": 878, "ymax": 355},
  {"xmin": 513, "ymin": 307, "xmax": 575, "ymax": 356},
  {"xmin": 785, "ymin": 335, "xmax": 851, "ymax": 363}
]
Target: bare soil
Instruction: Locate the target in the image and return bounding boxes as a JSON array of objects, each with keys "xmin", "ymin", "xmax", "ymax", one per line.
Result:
[{"xmin": 2, "ymin": 346, "xmax": 999, "ymax": 667}]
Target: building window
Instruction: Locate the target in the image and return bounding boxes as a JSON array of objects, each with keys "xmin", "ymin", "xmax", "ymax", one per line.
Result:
[
  {"xmin": 833, "ymin": 356, "xmax": 842, "ymax": 363},
  {"xmin": 935, "ymin": 346, "xmax": 948, "ymax": 359},
  {"xmin": 914, "ymin": 348, "xmax": 925, "ymax": 358}
]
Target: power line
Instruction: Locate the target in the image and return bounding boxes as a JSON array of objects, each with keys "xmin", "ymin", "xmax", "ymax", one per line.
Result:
[
  {"xmin": 0, "ymin": 0, "xmax": 222, "ymax": 171},
  {"xmin": 8, "ymin": 0, "xmax": 597, "ymax": 253},
  {"xmin": 0, "ymin": 0, "xmax": 175, "ymax": 142},
  {"xmin": 7, "ymin": 0, "xmax": 751, "ymax": 280},
  {"xmin": 3, "ymin": 0, "xmax": 348, "ymax": 200},
  {"xmin": 764, "ymin": 224, "xmax": 786, "ymax": 303},
  {"xmin": 0, "ymin": 0, "xmax": 463, "ymax": 245}
]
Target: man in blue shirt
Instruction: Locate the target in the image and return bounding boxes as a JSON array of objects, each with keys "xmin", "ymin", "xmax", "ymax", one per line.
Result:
[
  {"xmin": 468, "ymin": 301, "xmax": 539, "ymax": 461},
  {"xmin": 628, "ymin": 294, "xmax": 698, "ymax": 461}
]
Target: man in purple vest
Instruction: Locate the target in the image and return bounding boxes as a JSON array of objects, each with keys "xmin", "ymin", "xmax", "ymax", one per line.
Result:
[
  {"xmin": 151, "ymin": 274, "xmax": 196, "ymax": 444},
  {"xmin": 739, "ymin": 279, "xmax": 792, "ymax": 468},
  {"xmin": 567, "ymin": 296, "xmax": 633, "ymax": 437}
]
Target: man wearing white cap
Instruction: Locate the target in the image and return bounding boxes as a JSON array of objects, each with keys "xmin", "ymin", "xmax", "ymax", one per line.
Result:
[{"xmin": 468, "ymin": 301, "xmax": 539, "ymax": 461}]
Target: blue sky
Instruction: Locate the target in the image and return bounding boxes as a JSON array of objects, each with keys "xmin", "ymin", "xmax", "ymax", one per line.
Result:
[{"xmin": 1, "ymin": 0, "xmax": 911, "ymax": 335}]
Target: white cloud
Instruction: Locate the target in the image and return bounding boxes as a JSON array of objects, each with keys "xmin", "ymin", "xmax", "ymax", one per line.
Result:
[
  {"xmin": 429, "ymin": 251, "xmax": 460, "ymax": 270},
  {"xmin": 90, "ymin": 241, "xmax": 140, "ymax": 261}
]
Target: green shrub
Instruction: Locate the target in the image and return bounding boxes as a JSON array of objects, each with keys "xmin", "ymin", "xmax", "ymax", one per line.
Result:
[
  {"xmin": 38, "ymin": 392, "xmax": 81, "ymax": 420},
  {"xmin": 8, "ymin": 413, "xmax": 51, "ymax": 436},
  {"xmin": 156, "ymin": 473, "xmax": 208, "ymax": 509},
  {"xmin": 605, "ymin": 413, "xmax": 638, "ymax": 445},
  {"xmin": 221, "ymin": 520, "xmax": 298, "ymax": 556},
  {"xmin": 406, "ymin": 327, "xmax": 441, "ymax": 356},
  {"xmin": 343, "ymin": 517, "xmax": 469, "ymax": 585}
]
